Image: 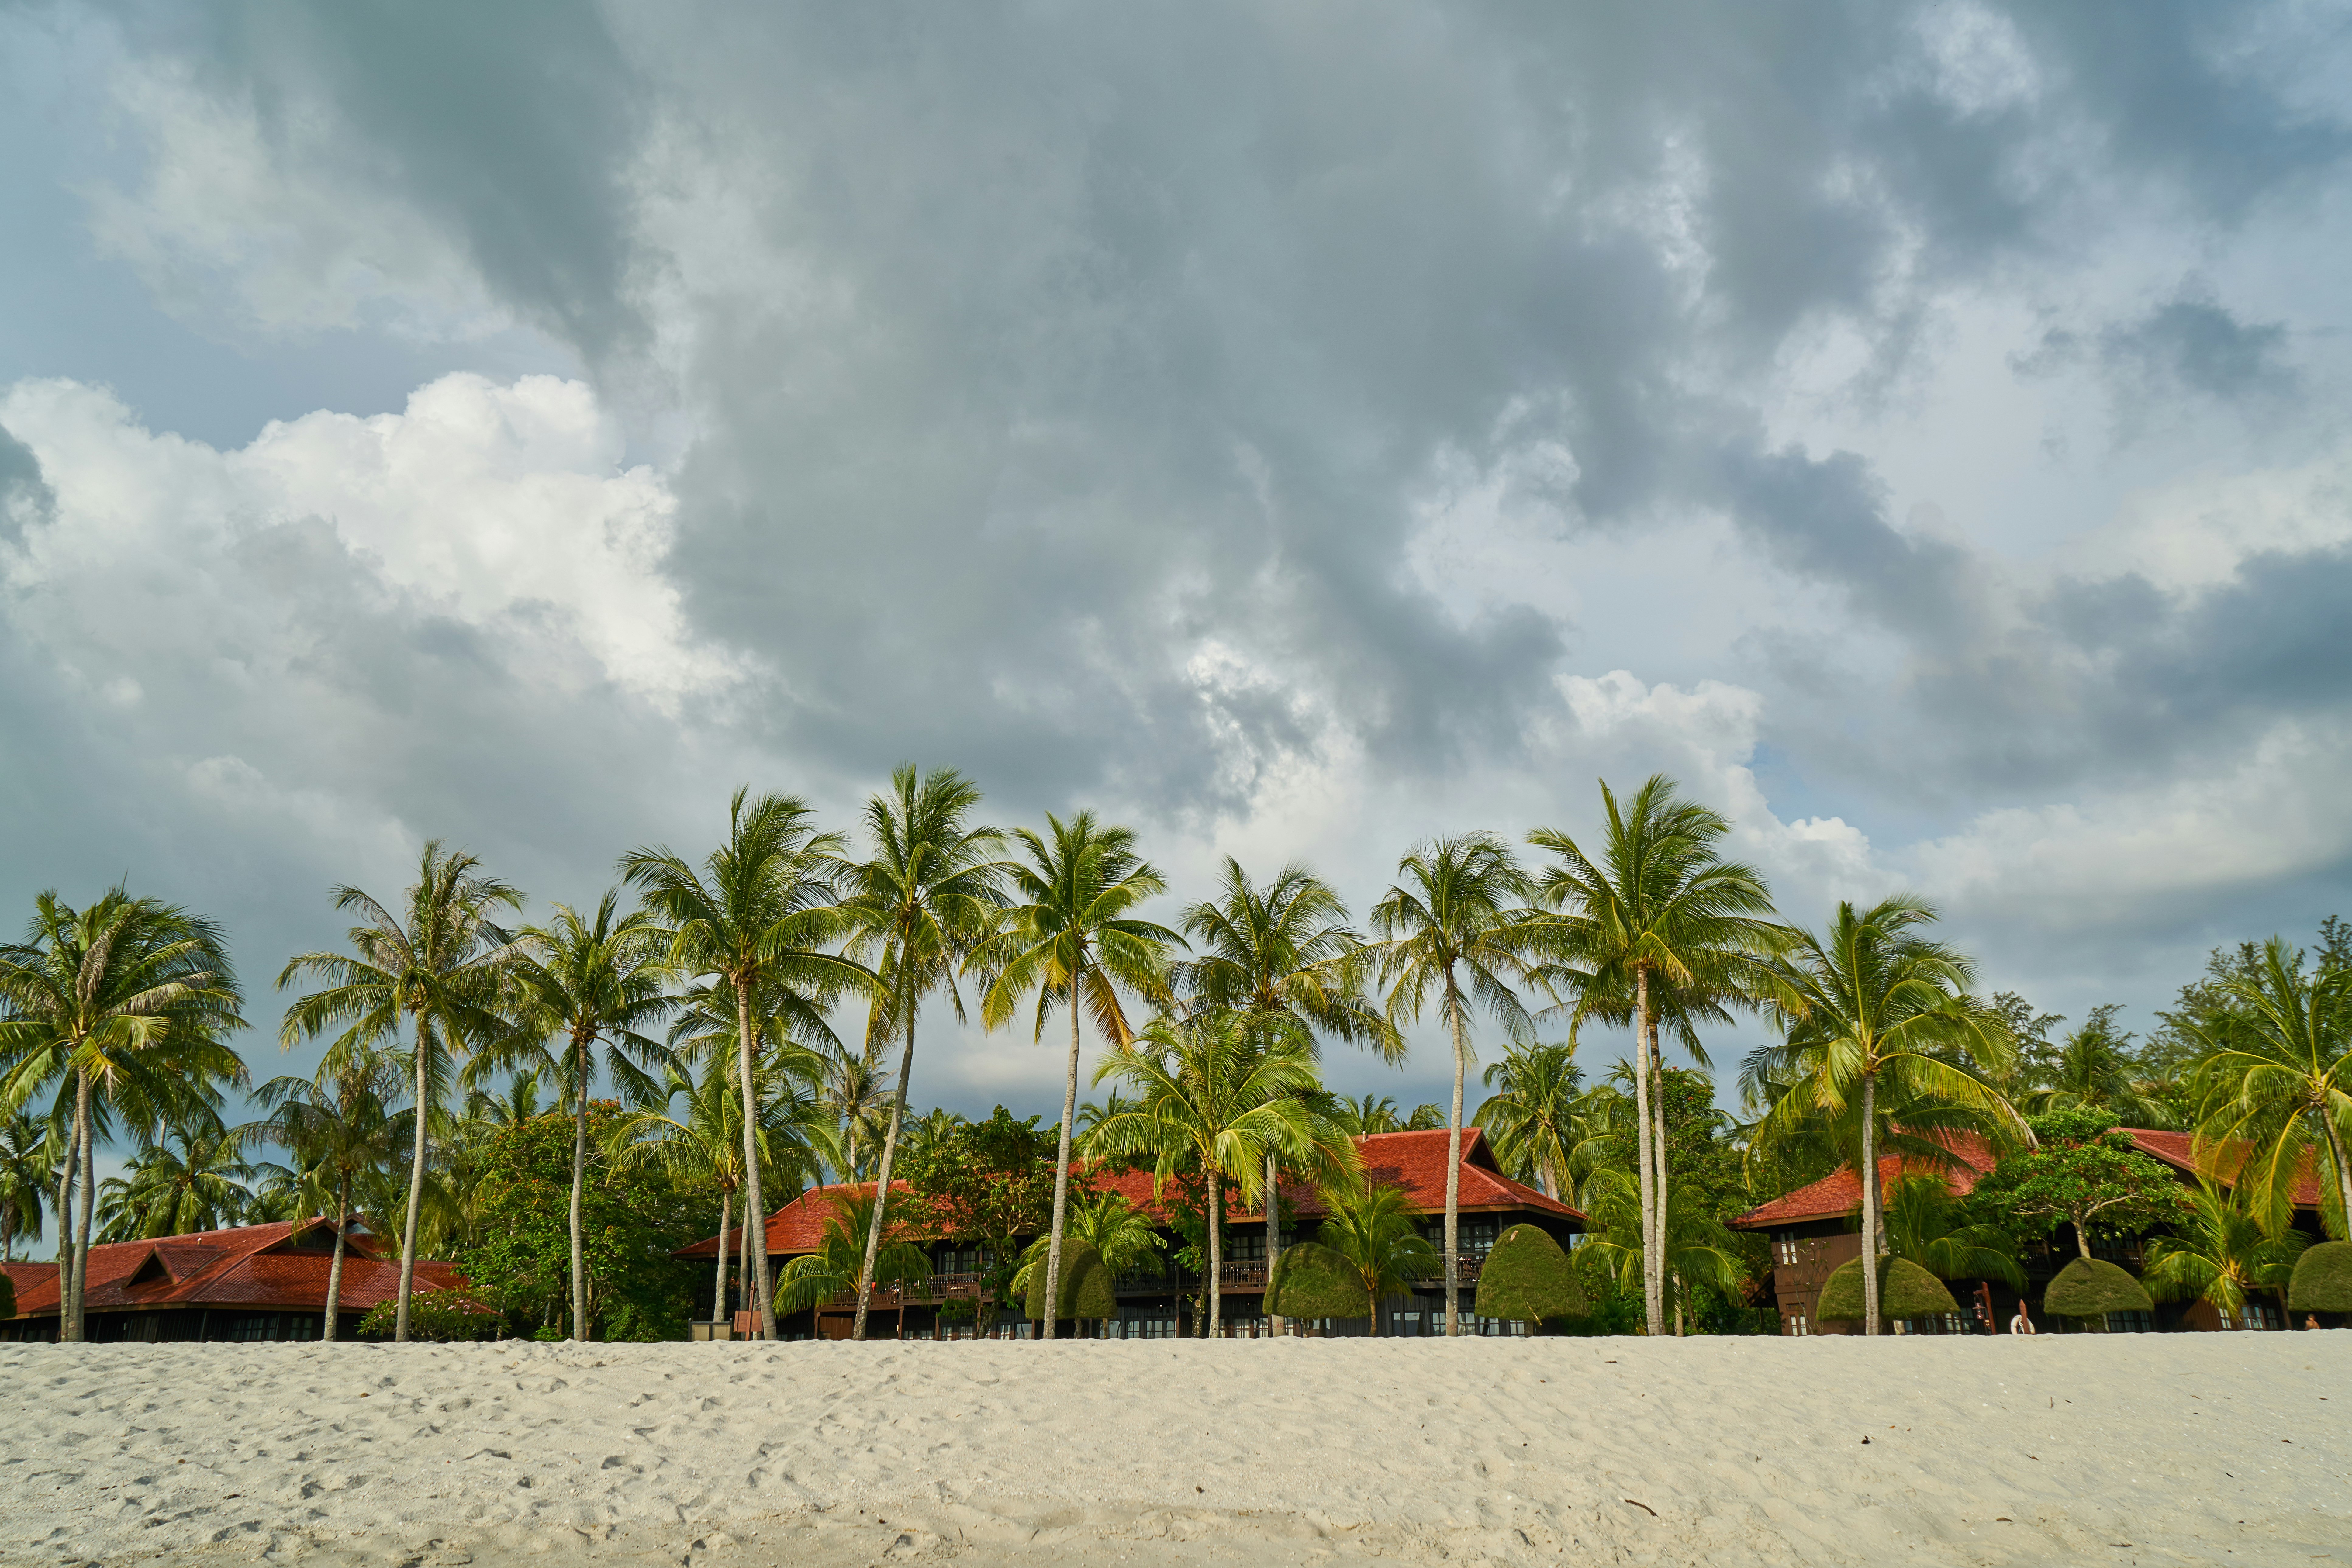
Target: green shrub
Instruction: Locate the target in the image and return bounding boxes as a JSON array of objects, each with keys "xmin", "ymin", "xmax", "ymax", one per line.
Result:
[
  {"xmin": 2042, "ymin": 1256, "xmax": 2152, "ymax": 1319},
  {"xmin": 0, "ymin": 1268, "xmax": 14, "ymax": 1322},
  {"xmin": 1024, "ymin": 1238, "xmax": 1117, "ymax": 1321},
  {"xmin": 2287, "ymin": 1240, "xmax": 2352, "ymax": 1314},
  {"xmin": 1263, "ymin": 1242, "xmax": 1364, "ymax": 1320},
  {"xmin": 1816, "ymin": 1256, "xmax": 1959, "ymax": 1322},
  {"xmin": 1474, "ymin": 1224, "xmax": 1584, "ymax": 1322},
  {"xmin": 357, "ymin": 1287, "xmax": 503, "ymax": 1342}
]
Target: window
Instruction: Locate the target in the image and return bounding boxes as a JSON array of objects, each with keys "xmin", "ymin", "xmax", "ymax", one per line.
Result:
[
  {"xmin": 1775, "ymin": 1233, "xmax": 1799, "ymax": 1266},
  {"xmin": 2104, "ymin": 1310, "xmax": 2153, "ymax": 1334},
  {"xmin": 1786, "ymin": 1314, "xmax": 1808, "ymax": 1336}
]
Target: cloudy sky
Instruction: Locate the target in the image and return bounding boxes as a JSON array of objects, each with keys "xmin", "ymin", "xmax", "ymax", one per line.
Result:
[{"xmin": 5, "ymin": 1, "xmax": 2351, "ymax": 1133}]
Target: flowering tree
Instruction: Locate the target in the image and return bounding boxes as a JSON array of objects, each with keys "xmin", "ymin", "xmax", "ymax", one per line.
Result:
[{"xmin": 1972, "ymin": 1107, "xmax": 2190, "ymax": 1259}]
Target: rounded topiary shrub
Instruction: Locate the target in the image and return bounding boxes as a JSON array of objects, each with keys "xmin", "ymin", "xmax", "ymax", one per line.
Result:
[
  {"xmin": 1263, "ymin": 1242, "xmax": 1364, "ymax": 1321},
  {"xmin": 1024, "ymin": 1238, "xmax": 1117, "ymax": 1322},
  {"xmin": 1815, "ymin": 1256, "xmax": 1959, "ymax": 1323},
  {"xmin": 2287, "ymin": 1240, "xmax": 2352, "ymax": 1314},
  {"xmin": 0, "ymin": 1267, "xmax": 15, "ymax": 1323},
  {"xmin": 2043, "ymin": 1256, "xmax": 2152, "ymax": 1320},
  {"xmin": 1474, "ymin": 1224, "xmax": 1585, "ymax": 1322}
]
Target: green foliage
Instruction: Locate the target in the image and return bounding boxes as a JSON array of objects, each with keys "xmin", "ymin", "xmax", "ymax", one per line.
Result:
[
  {"xmin": 1474, "ymin": 1223, "xmax": 1584, "ymax": 1321},
  {"xmin": 1548, "ymin": 1266, "xmax": 1645, "ymax": 1335},
  {"xmin": 901, "ymin": 1106, "xmax": 1068, "ymax": 1317},
  {"xmin": 1406, "ymin": 1103, "xmax": 1449, "ymax": 1131},
  {"xmin": 1024, "ymin": 1237, "xmax": 1115, "ymax": 1320},
  {"xmin": 1816, "ymin": 1256, "xmax": 1958, "ymax": 1322},
  {"xmin": 2287, "ymin": 1240, "xmax": 2352, "ymax": 1313},
  {"xmin": 359, "ymin": 1286, "xmax": 501, "ymax": 1342},
  {"xmin": 2042, "ymin": 1255, "xmax": 2153, "ymax": 1319},
  {"xmin": 1972, "ymin": 1108, "xmax": 2191, "ymax": 1253},
  {"xmin": 776, "ymin": 1187, "xmax": 931, "ymax": 1314},
  {"xmin": 1884, "ymin": 1173, "xmax": 2023, "ymax": 1288},
  {"xmin": 458, "ymin": 1107, "xmax": 708, "ymax": 1340},
  {"xmin": 1316, "ymin": 1180, "xmax": 1439, "ymax": 1330},
  {"xmin": 2142, "ymin": 1184, "xmax": 2304, "ymax": 1319},
  {"xmin": 1012, "ymin": 1189, "xmax": 1165, "ymax": 1298},
  {"xmin": 1264, "ymin": 1241, "xmax": 1365, "ymax": 1319},
  {"xmin": 0, "ymin": 1266, "xmax": 14, "ymax": 1321}
]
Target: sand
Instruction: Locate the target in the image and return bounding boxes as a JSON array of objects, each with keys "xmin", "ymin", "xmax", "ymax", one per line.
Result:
[{"xmin": 2, "ymin": 1335, "xmax": 2345, "ymax": 1568}]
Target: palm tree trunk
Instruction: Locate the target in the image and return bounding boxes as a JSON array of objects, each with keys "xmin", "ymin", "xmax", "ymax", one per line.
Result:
[
  {"xmin": 1208, "ymin": 1170, "xmax": 1223, "ymax": 1339},
  {"xmin": 395, "ymin": 1017, "xmax": 431, "ymax": 1343},
  {"xmin": 713, "ymin": 1190, "xmax": 732, "ymax": 1324},
  {"xmin": 735, "ymin": 977, "xmax": 775, "ymax": 1341},
  {"xmin": 55, "ymin": 1106, "xmax": 77, "ymax": 1342},
  {"xmin": 1264, "ymin": 1149, "xmax": 1282, "ymax": 1336},
  {"xmin": 1631, "ymin": 967, "xmax": 1661, "ymax": 1336},
  {"xmin": 855, "ymin": 1003, "xmax": 919, "ymax": 1342},
  {"xmin": 570, "ymin": 1037, "xmax": 590, "ymax": 1342},
  {"xmin": 2321, "ymin": 1110, "xmax": 2352, "ymax": 1238},
  {"xmin": 324, "ymin": 1179, "xmax": 349, "ymax": 1344},
  {"xmin": 1443, "ymin": 977, "xmax": 1466, "ymax": 1337},
  {"xmin": 1650, "ymin": 1016, "xmax": 1670, "ymax": 1334},
  {"xmin": 1043, "ymin": 964, "xmax": 1085, "ymax": 1344},
  {"xmin": 71, "ymin": 1069, "xmax": 95, "ymax": 1343},
  {"xmin": 1859, "ymin": 1070, "xmax": 1881, "ymax": 1336},
  {"xmin": 738, "ymin": 1197, "xmax": 753, "ymax": 1326}
]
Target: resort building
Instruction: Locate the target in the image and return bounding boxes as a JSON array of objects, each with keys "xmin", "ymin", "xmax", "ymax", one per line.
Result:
[
  {"xmin": 1731, "ymin": 1128, "xmax": 2326, "ymax": 1335},
  {"xmin": 680, "ymin": 1127, "xmax": 1584, "ymax": 1339},
  {"xmin": 0, "ymin": 1218, "xmax": 464, "ymax": 1343}
]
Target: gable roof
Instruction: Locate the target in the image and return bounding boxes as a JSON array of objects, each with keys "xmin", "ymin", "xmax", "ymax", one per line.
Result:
[
  {"xmin": 2, "ymin": 1218, "xmax": 462, "ymax": 1321},
  {"xmin": 678, "ymin": 1127, "xmax": 1582, "ymax": 1260},
  {"xmin": 1728, "ymin": 1127, "xmax": 2325, "ymax": 1230}
]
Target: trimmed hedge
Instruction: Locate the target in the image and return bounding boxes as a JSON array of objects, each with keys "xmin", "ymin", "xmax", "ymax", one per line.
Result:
[
  {"xmin": 0, "ymin": 1266, "xmax": 13, "ymax": 1323},
  {"xmin": 1024, "ymin": 1238, "xmax": 1116, "ymax": 1321},
  {"xmin": 1474, "ymin": 1224, "xmax": 1584, "ymax": 1322},
  {"xmin": 1263, "ymin": 1242, "xmax": 1365, "ymax": 1320},
  {"xmin": 2287, "ymin": 1240, "xmax": 2352, "ymax": 1314},
  {"xmin": 2043, "ymin": 1256, "xmax": 2152, "ymax": 1319},
  {"xmin": 1816, "ymin": 1256, "xmax": 1959, "ymax": 1323}
]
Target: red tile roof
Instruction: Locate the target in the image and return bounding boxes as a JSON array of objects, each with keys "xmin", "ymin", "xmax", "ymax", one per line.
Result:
[
  {"xmin": 1729, "ymin": 1127, "xmax": 2326, "ymax": 1229},
  {"xmin": 679, "ymin": 1127, "xmax": 1582, "ymax": 1260},
  {"xmin": 2, "ymin": 1219, "xmax": 464, "ymax": 1321}
]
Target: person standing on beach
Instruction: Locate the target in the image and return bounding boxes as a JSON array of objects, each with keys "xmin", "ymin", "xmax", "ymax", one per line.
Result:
[{"xmin": 2008, "ymin": 1306, "xmax": 2036, "ymax": 1335}]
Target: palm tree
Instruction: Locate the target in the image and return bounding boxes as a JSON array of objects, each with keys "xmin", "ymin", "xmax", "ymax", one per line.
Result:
[
  {"xmin": 278, "ymin": 843, "xmax": 523, "ymax": 1342},
  {"xmin": 490, "ymin": 893, "xmax": 675, "ymax": 1342},
  {"xmin": 2144, "ymin": 1183, "xmax": 2309, "ymax": 1328},
  {"xmin": 776, "ymin": 1189, "xmax": 932, "ymax": 1333},
  {"xmin": 1370, "ymin": 833, "xmax": 1540, "ymax": 1335},
  {"xmin": 821, "ymin": 1046, "xmax": 895, "ymax": 1182},
  {"xmin": 1881, "ymin": 1172, "xmax": 2023, "ymax": 1291},
  {"xmin": 900, "ymin": 1106, "xmax": 968, "ymax": 1167},
  {"xmin": 1578, "ymin": 1174, "xmax": 1745, "ymax": 1335},
  {"xmin": 465, "ymin": 1071, "xmax": 547, "ymax": 1127},
  {"xmin": 1526, "ymin": 776, "xmax": 1789, "ymax": 1337},
  {"xmin": 1477, "ymin": 1041, "xmax": 1586, "ymax": 1201},
  {"xmin": 1746, "ymin": 897, "xmax": 2021, "ymax": 1334},
  {"xmin": 609, "ymin": 1052, "xmax": 837, "ymax": 1327},
  {"xmin": 836, "ymin": 766, "xmax": 1008, "ymax": 1340},
  {"xmin": 1088, "ymin": 1008, "xmax": 1338, "ymax": 1337},
  {"xmin": 0, "ymin": 1110, "xmax": 55, "ymax": 1262},
  {"xmin": 1176, "ymin": 858, "xmax": 1397, "ymax": 1327},
  {"xmin": 2026, "ymin": 1005, "xmax": 2172, "ymax": 1127},
  {"xmin": 1314, "ymin": 1181, "xmax": 1438, "ymax": 1333},
  {"xmin": 623, "ymin": 788, "xmax": 865, "ymax": 1341},
  {"xmin": 2188, "ymin": 938, "xmax": 2351, "ymax": 1239},
  {"xmin": 0, "ymin": 889, "xmax": 246, "ymax": 1341},
  {"xmin": 1336, "ymin": 1094, "xmax": 1404, "ymax": 1135},
  {"xmin": 978, "ymin": 811, "xmax": 1177, "ymax": 1341},
  {"xmin": 96, "ymin": 1112, "xmax": 258, "ymax": 1239},
  {"xmin": 1012, "ymin": 1188, "xmax": 1169, "ymax": 1298},
  {"xmin": 251, "ymin": 1054, "xmax": 406, "ymax": 1341}
]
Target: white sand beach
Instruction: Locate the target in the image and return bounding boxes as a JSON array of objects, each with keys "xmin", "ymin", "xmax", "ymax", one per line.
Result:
[{"xmin": 2, "ymin": 1335, "xmax": 2345, "ymax": 1568}]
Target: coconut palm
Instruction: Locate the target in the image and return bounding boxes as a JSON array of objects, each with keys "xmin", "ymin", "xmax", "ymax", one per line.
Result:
[
  {"xmin": 609, "ymin": 1052, "xmax": 838, "ymax": 1325},
  {"xmin": 900, "ymin": 1106, "xmax": 968, "ymax": 1167},
  {"xmin": 1578, "ymin": 1174, "xmax": 1745, "ymax": 1335},
  {"xmin": 775, "ymin": 1189, "xmax": 932, "ymax": 1333},
  {"xmin": 278, "ymin": 844, "xmax": 523, "ymax": 1342},
  {"xmin": 1012, "ymin": 1188, "xmax": 1168, "ymax": 1296},
  {"xmin": 1336, "ymin": 1094, "xmax": 1404, "ymax": 1135},
  {"xmin": 821, "ymin": 1046, "xmax": 896, "ymax": 1182},
  {"xmin": 1746, "ymin": 897, "xmax": 2021, "ymax": 1334},
  {"xmin": 2143, "ymin": 1182, "xmax": 2309, "ymax": 1328},
  {"xmin": 2026, "ymin": 1005, "xmax": 2172, "ymax": 1128},
  {"xmin": 623, "ymin": 789, "xmax": 865, "ymax": 1340},
  {"xmin": 95, "ymin": 1112, "xmax": 258, "ymax": 1240},
  {"xmin": 464, "ymin": 1071, "xmax": 547, "ymax": 1127},
  {"xmin": 837, "ymin": 765, "xmax": 1008, "ymax": 1339},
  {"xmin": 1370, "ymin": 833, "xmax": 1541, "ymax": 1335},
  {"xmin": 0, "ymin": 1110, "xmax": 55, "ymax": 1262},
  {"xmin": 1087, "ymin": 1008, "xmax": 1334, "ymax": 1337},
  {"xmin": 1477, "ymin": 1041, "xmax": 1587, "ymax": 1201},
  {"xmin": 251, "ymin": 1053, "xmax": 406, "ymax": 1341},
  {"xmin": 1314, "ymin": 1181, "xmax": 1439, "ymax": 1333},
  {"xmin": 485, "ymin": 893, "xmax": 676, "ymax": 1342},
  {"xmin": 0, "ymin": 889, "xmax": 246, "ymax": 1341},
  {"xmin": 1176, "ymin": 858, "xmax": 1396, "ymax": 1325},
  {"xmin": 1526, "ymin": 776, "xmax": 1790, "ymax": 1337},
  {"xmin": 1881, "ymin": 1171, "xmax": 2024, "ymax": 1290},
  {"xmin": 978, "ymin": 811, "xmax": 1177, "ymax": 1341},
  {"xmin": 2188, "ymin": 938, "xmax": 2351, "ymax": 1239}
]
